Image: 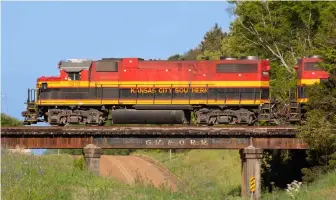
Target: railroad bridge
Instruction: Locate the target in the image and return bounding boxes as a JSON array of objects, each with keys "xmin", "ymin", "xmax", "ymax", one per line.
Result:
[{"xmin": 1, "ymin": 126, "xmax": 307, "ymax": 200}]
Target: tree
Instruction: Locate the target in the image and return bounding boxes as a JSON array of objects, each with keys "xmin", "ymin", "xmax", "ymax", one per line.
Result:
[
  {"xmin": 223, "ymin": 1, "xmax": 336, "ymax": 115},
  {"xmin": 182, "ymin": 48, "xmax": 202, "ymax": 60},
  {"xmin": 229, "ymin": 1, "xmax": 334, "ymax": 73},
  {"xmin": 168, "ymin": 54, "xmax": 183, "ymax": 61},
  {"xmin": 168, "ymin": 48, "xmax": 201, "ymax": 61},
  {"xmin": 225, "ymin": 0, "xmax": 336, "ymax": 185},
  {"xmin": 196, "ymin": 23, "xmax": 228, "ymax": 60},
  {"xmin": 298, "ymin": 44, "xmax": 336, "ymax": 181}
]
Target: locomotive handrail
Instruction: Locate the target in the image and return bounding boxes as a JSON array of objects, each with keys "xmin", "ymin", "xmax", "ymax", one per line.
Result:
[
  {"xmin": 100, "ymin": 84, "xmax": 103, "ymax": 105},
  {"xmin": 153, "ymin": 84, "xmax": 155, "ymax": 104},
  {"xmin": 189, "ymin": 84, "xmax": 191, "ymax": 104},
  {"xmin": 170, "ymin": 84, "xmax": 173, "ymax": 104},
  {"xmin": 94, "ymin": 82, "xmax": 217, "ymax": 86},
  {"xmin": 254, "ymin": 88, "xmax": 257, "ymax": 104},
  {"xmin": 136, "ymin": 84, "xmax": 138, "ymax": 104},
  {"xmin": 206, "ymin": 84, "xmax": 209, "ymax": 104},
  {"xmin": 27, "ymin": 89, "xmax": 37, "ymax": 103},
  {"xmin": 239, "ymin": 88, "xmax": 241, "ymax": 105},
  {"xmin": 118, "ymin": 83, "xmax": 120, "ymax": 104}
]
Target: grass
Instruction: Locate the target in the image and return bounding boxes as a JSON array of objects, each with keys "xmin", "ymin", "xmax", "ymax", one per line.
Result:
[
  {"xmin": 0, "ymin": 150, "xmax": 195, "ymax": 200},
  {"xmin": 135, "ymin": 150, "xmax": 336, "ymax": 200},
  {"xmin": 261, "ymin": 170, "xmax": 336, "ymax": 200},
  {"xmin": 2, "ymin": 149, "xmax": 336, "ymax": 200},
  {"xmin": 134, "ymin": 150, "xmax": 242, "ymax": 200},
  {"xmin": 1, "ymin": 149, "xmax": 242, "ymax": 200}
]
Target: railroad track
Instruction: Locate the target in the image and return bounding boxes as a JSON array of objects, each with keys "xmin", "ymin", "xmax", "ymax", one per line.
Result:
[
  {"xmin": 1, "ymin": 124, "xmax": 296, "ymax": 129},
  {"xmin": 1, "ymin": 125, "xmax": 298, "ymax": 136}
]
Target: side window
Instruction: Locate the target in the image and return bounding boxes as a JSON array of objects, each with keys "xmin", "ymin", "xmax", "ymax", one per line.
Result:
[
  {"xmin": 304, "ymin": 62, "xmax": 324, "ymax": 71},
  {"xmin": 216, "ymin": 63, "xmax": 258, "ymax": 73},
  {"xmin": 297, "ymin": 59, "xmax": 302, "ymax": 78},
  {"xmin": 68, "ymin": 72, "xmax": 80, "ymax": 80}
]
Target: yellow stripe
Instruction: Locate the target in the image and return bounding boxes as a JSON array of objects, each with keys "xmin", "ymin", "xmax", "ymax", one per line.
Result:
[
  {"xmin": 37, "ymin": 99, "xmax": 268, "ymax": 105},
  {"xmin": 37, "ymin": 81, "xmax": 270, "ymax": 88},
  {"xmin": 298, "ymin": 79, "xmax": 320, "ymax": 86},
  {"xmin": 298, "ymin": 98, "xmax": 308, "ymax": 103}
]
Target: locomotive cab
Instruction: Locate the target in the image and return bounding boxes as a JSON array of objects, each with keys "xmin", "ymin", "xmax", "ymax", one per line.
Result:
[
  {"xmin": 288, "ymin": 56, "xmax": 330, "ymax": 123},
  {"xmin": 297, "ymin": 55, "xmax": 330, "ymax": 103}
]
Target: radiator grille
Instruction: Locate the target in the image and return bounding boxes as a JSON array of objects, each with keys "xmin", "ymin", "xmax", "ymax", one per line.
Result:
[{"xmin": 216, "ymin": 63, "xmax": 258, "ymax": 73}]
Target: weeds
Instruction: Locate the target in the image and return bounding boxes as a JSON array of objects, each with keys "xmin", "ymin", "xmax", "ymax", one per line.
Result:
[
  {"xmin": 286, "ymin": 180, "xmax": 302, "ymax": 199},
  {"xmin": 0, "ymin": 150, "xmax": 194, "ymax": 200},
  {"xmin": 73, "ymin": 156, "xmax": 86, "ymax": 170},
  {"xmin": 2, "ymin": 149, "xmax": 335, "ymax": 200}
]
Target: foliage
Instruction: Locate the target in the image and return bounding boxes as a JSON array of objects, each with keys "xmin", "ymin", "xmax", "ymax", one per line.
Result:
[
  {"xmin": 297, "ymin": 12, "xmax": 336, "ymax": 179},
  {"xmin": 73, "ymin": 156, "xmax": 86, "ymax": 170},
  {"xmin": 135, "ymin": 150, "xmax": 242, "ymax": 199},
  {"xmin": 1, "ymin": 151, "xmax": 197, "ymax": 200},
  {"xmin": 103, "ymin": 149, "xmax": 134, "ymax": 155},
  {"xmin": 44, "ymin": 149, "xmax": 134, "ymax": 156},
  {"xmin": 298, "ymin": 37, "xmax": 336, "ymax": 184},
  {"xmin": 168, "ymin": 48, "xmax": 201, "ymax": 61},
  {"xmin": 1, "ymin": 151, "xmax": 247, "ymax": 200},
  {"xmin": 229, "ymin": 1, "xmax": 335, "ymax": 73},
  {"xmin": 261, "ymin": 150, "xmax": 310, "ymax": 192},
  {"xmin": 50, "ymin": 149, "xmax": 83, "ymax": 155},
  {"xmin": 261, "ymin": 170, "xmax": 336, "ymax": 200},
  {"xmin": 223, "ymin": 1, "xmax": 336, "ymax": 110},
  {"xmin": 285, "ymin": 180, "xmax": 302, "ymax": 199},
  {"xmin": 269, "ymin": 64, "xmax": 297, "ymax": 103},
  {"xmin": 196, "ymin": 23, "xmax": 227, "ymax": 60},
  {"xmin": 204, "ymin": 1, "xmax": 336, "ymax": 190},
  {"xmin": 1, "ymin": 113, "xmax": 22, "ymax": 126},
  {"xmin": 168, "ymin": 23, "xmax": 227, "ymax": 61}
]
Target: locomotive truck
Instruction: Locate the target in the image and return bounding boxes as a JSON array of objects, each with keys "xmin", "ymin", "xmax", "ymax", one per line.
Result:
[{"xmin": 21, "ymin": 56, "xmax": 329, "ymax": 126}]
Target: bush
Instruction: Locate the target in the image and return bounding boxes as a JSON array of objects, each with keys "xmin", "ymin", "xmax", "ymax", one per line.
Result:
[
  {"xmin": 1, "ymin": 113, "xmax": 22, "ymax": 126},
  {"xmin": 73, "ymin": 156, "xmax": 86, "ymax": 170},
  {"xmin": 103, "ymin": 149, "xmax": 134, "ymax": 155}
]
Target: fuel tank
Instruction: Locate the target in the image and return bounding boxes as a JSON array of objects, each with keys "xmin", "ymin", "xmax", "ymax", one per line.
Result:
[{"xmin": 111, "ymin": 109, "xmax": 190, "ymax": 124}]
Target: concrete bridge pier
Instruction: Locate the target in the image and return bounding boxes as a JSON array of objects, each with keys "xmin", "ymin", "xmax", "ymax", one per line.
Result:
[
  {"xmin": 83, "ymin": 144, "xmax": 102, "ymax": 175},
  {"xmin": 240, "ymin": 146, "xmax": 263, "ymax": 200}
]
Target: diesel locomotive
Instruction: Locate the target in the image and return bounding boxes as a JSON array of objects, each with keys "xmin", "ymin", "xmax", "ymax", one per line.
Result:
[{"xmin": 21, "ymin": 56, "xmax": 329, "ymax": 126}]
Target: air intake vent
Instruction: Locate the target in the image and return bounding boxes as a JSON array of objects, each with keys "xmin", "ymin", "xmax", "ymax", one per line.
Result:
[
  {"xmin": 220, "ymin": 56, "xmax": 237, "ymax": 60},
  {"xmin": 101, "ymin": 58, "xmax": 123, "ymax": 61},
  {"xmin": 96, "ymin": 60, "xmax": 118, "ymax": 72},
  {"xmin": 60, "ymin": 60, "xmax": 92, "ymax": 72},
  {"xmin": 240, "ymin": 56, "xmax": 259, "ymax": 60},
  {"xmin": 309, "ymin": 55, "xmax": 321, "ymax": 58},
  {"xmin": 216, "ymin": 63, "xmax": 258, "ymax": 73}
]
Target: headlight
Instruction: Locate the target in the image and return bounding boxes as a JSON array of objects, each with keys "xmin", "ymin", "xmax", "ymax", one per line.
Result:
[{"xmin": 262, "ymin": 71, "xmax": 269, "ymax": 76}]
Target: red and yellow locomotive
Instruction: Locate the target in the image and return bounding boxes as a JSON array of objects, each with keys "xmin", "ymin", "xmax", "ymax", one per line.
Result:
[
  {"xmin": 287, "ymin": 56, "xmax": 330, "ymax": 122},
  {"xmin": 22, "ymin": 56, "xmax": 274, "ymax": 126},
  {"xmin": 22, "ymin": 55, "xmax": 329, "ymax": 126}
]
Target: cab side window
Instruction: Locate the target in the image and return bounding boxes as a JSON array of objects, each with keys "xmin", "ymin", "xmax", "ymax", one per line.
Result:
[{"xmin": 68, "ymin": 72, "xmax": 80, "ymax": 80}]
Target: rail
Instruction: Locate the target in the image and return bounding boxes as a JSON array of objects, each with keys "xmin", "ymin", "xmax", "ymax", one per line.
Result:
[
  {"xmin": 1, "ymin": 126, "xmax": 299, "ymax": 136},
  {"xmin": 0, "ymin": 126, "xmax": 306, "ymax": 149}
]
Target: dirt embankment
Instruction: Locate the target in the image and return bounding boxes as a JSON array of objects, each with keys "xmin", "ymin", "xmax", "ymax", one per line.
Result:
[{"xmin": 99, "ymin": 155, "xmax": 177, "ymax": 191}]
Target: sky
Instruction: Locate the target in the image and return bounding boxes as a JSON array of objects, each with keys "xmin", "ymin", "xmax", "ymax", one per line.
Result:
[{"xmin": 1, "ymin": 1, "xmax": 233, "ymax": 154}]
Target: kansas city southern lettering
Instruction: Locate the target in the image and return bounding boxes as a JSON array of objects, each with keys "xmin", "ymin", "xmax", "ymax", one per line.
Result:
[{"xmin": 130, "ymin": 87, "xmax": 208, "ymax": 94}]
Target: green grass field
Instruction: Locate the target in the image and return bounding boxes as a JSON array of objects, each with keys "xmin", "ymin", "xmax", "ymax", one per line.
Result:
[
  {"xmin": 1, "ymin": 150, "xmax": 193, "ymax": 200},
  {"xmin": 135, "ymin": 150, "xmax": 336, "ymax": 200},
  {"xmin": 134, "ymin": 150, "xmax": 242, "ymax": 200},
  {"xmin": 261, "ymin": 170, "xmax": 336, "ymax": 200},
  {"xmin": 2, "ymin": 149, "xmax": 336, "ymax": 200}
]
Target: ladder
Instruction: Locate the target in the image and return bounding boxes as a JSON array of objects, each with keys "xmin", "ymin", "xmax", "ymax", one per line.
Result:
[
  {"xmin": 288, "ymin": 87, "xmax": 300, "ymax": 122},
  {"xmin": 259, "ymin": 103, "xmax": 272, "ymax": 121}
]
